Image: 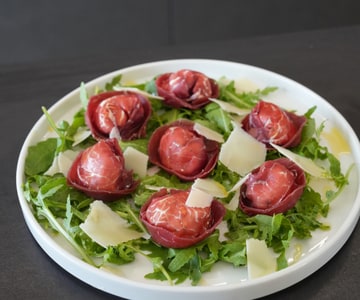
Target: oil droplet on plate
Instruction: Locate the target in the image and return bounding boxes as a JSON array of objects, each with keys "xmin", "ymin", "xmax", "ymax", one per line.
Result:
[{"xmin": 322, "ymin": 127, "xmax": 351, "ymax": 158}]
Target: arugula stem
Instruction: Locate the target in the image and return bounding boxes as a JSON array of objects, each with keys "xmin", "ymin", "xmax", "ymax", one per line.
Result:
[
  {"xmin": 42, "ymin": 107, "xmax": 65, "ymax": 138},
  {"xmin": 241, "ymin": 225, "xmax": 259, "ymax": 230},
  {"xmin": 223, "ymin": 90, "xmax": 253, "ymax": 109},
  {"xmin": 38, "ymin": 205, "xmax": 97, "ymax": 266},
  {"xmin": 124, "ymin": 205, "xmax": 148, "ymax": 234},
  {"xmin": 41, "ymin": 106, "xmax": 72, "ymax": 142},
  {"xmin": 325, "ymin": 163, "xmax": 354, "ymax": 204},
  {"xmin": 126, "ymin": 244, "xmax": 174, "ymax": 285},
  {"xmin": 37, "ymin": 187, "xmax": 97, "ymax": 267}
]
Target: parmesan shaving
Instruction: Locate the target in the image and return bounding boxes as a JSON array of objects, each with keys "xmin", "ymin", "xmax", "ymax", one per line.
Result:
[
  {"xmin": 194, "ymin": 122, "xmax": 224, "ymax": 143},
  {"xmin": 185, "ymin": 187, "xmax": 213, "ymax": 208},
  {"xmin": 113, "ymin": 86, "xmax": 164, "ymax": 100},
  {"xmin": 270, "ymin": 143, "xmax": 327, "ymax": 178},
  {"xmin": 80, "ymin": 200, "xmax": 144, "ymax": 247},
  {"xmin": 123, "ymin": 146, "xmax": 148, "ymax": 178},
  {"xmin": 192, "ymin": 178, "xmax": 228, "ymax": 198},
  {"xmin": 219, "ymin": 122, "xmax": 266, "ymax": 176},
  {"xmin": 246, "ymin": 238, "xmax": 277, "ymax": 279}
]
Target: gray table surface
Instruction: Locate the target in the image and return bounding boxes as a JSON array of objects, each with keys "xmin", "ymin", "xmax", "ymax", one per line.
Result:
[{"xmin": 1, "ymin": 25, "xmax": 359, "ymax": 299}]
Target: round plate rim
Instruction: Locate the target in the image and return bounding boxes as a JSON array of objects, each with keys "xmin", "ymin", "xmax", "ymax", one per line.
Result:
[{"xmin": 16, "ymin": 58, "xmax": 360, "ymax": 300}]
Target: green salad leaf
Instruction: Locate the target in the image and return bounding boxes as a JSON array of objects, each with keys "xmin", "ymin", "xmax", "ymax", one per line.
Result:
[
  {"xmin": 219, "ymin": 79, "xmax": 277, "ymax": 109},
  {"xmin": 25, "ymin": 138, "xmax": 57, "ymax": 176}
]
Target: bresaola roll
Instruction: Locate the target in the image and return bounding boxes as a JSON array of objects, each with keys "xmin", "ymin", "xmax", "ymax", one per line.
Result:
[
  {"xmin": 147, "ymin": 119, "xmax": 220, "ymax": 181},
  {"xmin": 242, "ymin": 100, "xmax": 306, "ymax": 148},
  {"xmin": 155, "ymin": 69, "xmax": 219, "ymax": 109},
  {"xmin": 86, "ymin": 91, "xmax": 152, "ymax": 141},
  {"xmin": 140, "ymin": 188, "xmax": 225, "ymax": 248},
  {"xmin": 67, "ymin": 138, "xmax": 139, "ymax": 201},
  {"xmin": 239, "ymin": 158, "xmax": 306, "ymax": 215}
]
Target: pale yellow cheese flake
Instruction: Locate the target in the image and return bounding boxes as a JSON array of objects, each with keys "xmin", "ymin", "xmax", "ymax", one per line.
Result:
[
  {"xmin": 219, "ymin": 122, "xmax": 266, "ymax": 176},
  {"xmin": 246, "ymin": 238, "xmax": 277, "ymax": 279},
  {"xmin": 80, "ymin": 200, "xmax": 144, "ymax": 247}
]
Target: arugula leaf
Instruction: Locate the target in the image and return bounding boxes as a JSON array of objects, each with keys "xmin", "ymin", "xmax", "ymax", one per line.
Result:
[
  {"xmin": 103, "ymin": 243, "xmax": 136, "ymax": 265},
  {"xmin": 285, "ymin": 187, "xmax": 330, "ymax": 240},
  {"xmin": 119, "ymin": 138, "xmax": 149, "ymax": 154},
  {"xmin": 105, "ymin": 74, "xmax": 122, "ymax": 91},
  {"xmin": 25, "ymin": 138, "xmax": 57, "ymax": 176},
  {"xmin": 133, "ymin": 174, "xmax": 191, "ymax": 206},
  {"xmin": 276, "ymin": 252, "xmax": 288, "ymax": 270},
  {"xmin": 144, "ymin": 78, "xmax": 158, "ymax": 95},
  {"xmin": 23, "ymin": 174, "xmax": 96, "ymax": 266},
  {"xmin": 209, "ymin": 162, "xmax": 240, "ymax": 195},
  {"xmin": 219, "ymin": 79, "xmax": 277, "ymax": 109},
  {"xmin": 108, "ymin": 200, "xmax": 147, "ymax": 233},
  {"xmin": 293, "ymin": 107, "xmax": 349, "ymax": 198},
  {"xmin": 219, "ymin": 240, "xmax": 247, "ymax": 266},
  {"xmin": 204, "ymin": 103, "xmax": 233, "ymax": 136},
  {"xmin": 188, "ymin": 255, "xmax": 202, "ymax": 285},
  {"xmin": 168, "ymin": 248, "xmax": 196, "ymax": 272}
]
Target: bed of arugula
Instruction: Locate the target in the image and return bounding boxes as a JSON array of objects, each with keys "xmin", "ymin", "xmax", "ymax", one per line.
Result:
[{"xmin": 23, "ymin": 74, "xmax": 349, "ymax": 286}]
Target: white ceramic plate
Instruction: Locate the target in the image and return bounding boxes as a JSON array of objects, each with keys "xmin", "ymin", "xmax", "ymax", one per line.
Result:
[{"xmin": 16, "ymin": 59, "xmax": 360, "ymax": 300}]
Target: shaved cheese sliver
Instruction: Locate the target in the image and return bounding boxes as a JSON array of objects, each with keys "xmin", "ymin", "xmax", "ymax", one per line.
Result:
[
  {"xmin": 246, "ymin": 238, "xmax": 277, "ymax": 279},
  {"xmin": 194, "ymin": 122, "xmax": 224, "ymax": 143},
  {"xmin": 209, "ymin": 98, "xmax": 250, "ymax": 116},
  {"xmin": 80, "ymin": 200, "xmax": 144, "ymax": 247},
  {"xmin": 234, "ymin": 78, "xmax": 260, "ymax": 93},
  {"xmin": 113, "ymin": 86, "xmax": 164, "ymax": 100},
  {"xmin": 123, "ymin": 146, "xmax": 148, "ymax": 178},
  {"xmin": 45, "ymin": 150, "xmax": 79, "ymax": 176},
  {"xmin": 225, "ymin": 188, "xmax": 240, "ymax": 211},
  {"xmin": 229, "ymin": 173, "xmax": 250, "ymax": 193},
  {"xmin": 219, "ymin": 123, "xmax": 266, "ymax": 176},
  {"xmin": 185, "ymin": 187, "xmax": 213, "ymax": 208},
  {"xmin": 72, "ymin": 127, "xmax": 91, "ymax": 147},
  {"xmin": 270, "ymin": 143, "xmax": 327, "ymax": 178},
  {"xmin": 144, "ymin": 185, "xmax": 165, "ymax": 191},
  {"xmin": 226, "ymin": 174, "xmax": 251, "ymax": 210},
  {"xmin": 57, "ymin": 150, "xmax": 79, "ymax": 175},
  {"xmin": 109, "ymin": 126, "xmax": 121, "ymax": 140},
  {"xmin": 192, "ymin": 178, "xmax": 228, "ymax": 198},
  {"xmin": 146, "ymin": 165, "xmax": 160, "ymax": 176},
  {"xmin": 44, "ymin": 156, "xmax": 60, "ymax": 176}
]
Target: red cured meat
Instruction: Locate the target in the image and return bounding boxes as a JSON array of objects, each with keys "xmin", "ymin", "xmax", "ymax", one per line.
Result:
[
  {"xmin": 67, "ymin": 138, "xmax": 138, "ymax": 201},
  {"xmin": 158, "ymin": 126, "xmax": 208, "ymax": 177},
  {"xmin": 155, "ymin": 69, "xmax": 219, "ymax": 109},
  {"xmin": 86, "ymin": 91, "xmax": 151, "ymax": 141},
  {"xmin": 148, "ymin": 119, "xmax": 220, "ymax": 181},
  {"xmin": 140, "ymin": 188, "xmax": 226, "ymax": 248},
  {"xmin": 145, "ymin": 190, "xmax": 211, "ymax": 237},
  {"xmin": 239, "ymin": 158, "xmax": 306, "ymax": 215},
  {"xmin": 242, "ymin": 101, "xmax": 306, "ymax": 148}
]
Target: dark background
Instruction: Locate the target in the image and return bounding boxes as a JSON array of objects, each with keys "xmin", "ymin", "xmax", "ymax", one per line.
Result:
[{"xmin": 1, "ymin": 0, "xmax": 360, "ymax": 64}]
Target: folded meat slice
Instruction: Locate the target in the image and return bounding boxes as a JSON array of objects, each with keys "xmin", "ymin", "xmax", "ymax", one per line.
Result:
[
  {"xmin": 148, "ymin": 119, "xmax": 220, "ymax": 181},
  {"xmin": 242, "ymin": 100, "xmax": 306, "ymax": 148},
  {"xmin": 158, "ymin": 126, "xmax": 208, "ymax": 177},
  {"xmin": 140, "ymin": 188, "xmax": 226, "ymax": 248},
  {"xmin": 155, "ymin": 69, "xmax": 219, "ymax": 109},
  {"xmin": 86, "ymin": 91, "xmax": 151, "ymax": 141},
  {"xmin": 145, "ymin": 190, "xmax": 211, "ymax": 237},
  {"xmin": 67, "ymin": 138, "xmax": 139, "ymax": 201},
  {"xmin": 239, "ymin": 158, "xmax": 306, "ymax": 215}
]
